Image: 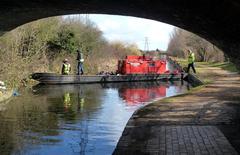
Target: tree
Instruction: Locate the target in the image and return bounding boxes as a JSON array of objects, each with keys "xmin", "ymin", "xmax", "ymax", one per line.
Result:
[
  {"xmin": 167, "ymin": 28, "xmax": 225, "ymax": 62},
  {"xmin": 0, "ymin": 15, "xmax": 142, "ymax": 86}
]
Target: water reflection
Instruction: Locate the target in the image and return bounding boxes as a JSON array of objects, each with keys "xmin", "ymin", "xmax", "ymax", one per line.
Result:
[
  {"xmin": 119, "ymin": 83, "xmax": 166, "ymax": 105},
  {"xmin": 0, "ymin": 81, "xmax": 190, "ymax": 155}
]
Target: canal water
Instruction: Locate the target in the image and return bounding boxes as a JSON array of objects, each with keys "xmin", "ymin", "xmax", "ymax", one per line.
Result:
[{"xmin": 0, "ymin": 81, "xmax": 190, "ymax": 155}]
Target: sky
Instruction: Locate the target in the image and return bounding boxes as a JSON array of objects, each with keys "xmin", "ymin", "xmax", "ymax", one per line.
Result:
[{"xmin": 68, "ymin": 14, "xmax": 174, "ymax": 51}]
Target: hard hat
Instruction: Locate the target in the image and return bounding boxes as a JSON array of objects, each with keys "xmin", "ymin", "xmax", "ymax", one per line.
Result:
[{"xmin": 63, "ymin": 58, "xmax": 68, "ymax": 62}]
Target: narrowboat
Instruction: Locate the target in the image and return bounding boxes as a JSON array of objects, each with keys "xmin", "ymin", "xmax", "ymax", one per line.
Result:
[{"xmin": 31, "ymin": 55, "xmax": 182, "ymax": 84}]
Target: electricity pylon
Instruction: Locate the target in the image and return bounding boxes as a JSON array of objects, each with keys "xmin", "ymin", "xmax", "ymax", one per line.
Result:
[{"xmin": 144, "ymin": 37, "xmax": 149, "ymax": 52}]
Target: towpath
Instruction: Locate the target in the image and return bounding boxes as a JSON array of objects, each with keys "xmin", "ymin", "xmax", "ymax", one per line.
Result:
[{"xmin": 114, "ymin": 64, "xmax": 240, "ymax": 155}]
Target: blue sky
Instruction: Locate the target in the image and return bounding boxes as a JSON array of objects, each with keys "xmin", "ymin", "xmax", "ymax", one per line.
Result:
[{"xmin": 67, "ymin": 14, "xmax": 174, "ymax": 51}]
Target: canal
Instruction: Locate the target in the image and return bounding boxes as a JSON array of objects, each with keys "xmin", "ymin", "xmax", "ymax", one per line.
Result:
[{"xmin": 0, "ymin": 81, "xmax": 190, "ymax": 155}]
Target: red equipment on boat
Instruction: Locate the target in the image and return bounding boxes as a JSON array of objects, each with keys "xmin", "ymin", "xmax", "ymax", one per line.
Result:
[{"xmin": 117, "ymin": 55, "xmax": 167, "ymax": 74}]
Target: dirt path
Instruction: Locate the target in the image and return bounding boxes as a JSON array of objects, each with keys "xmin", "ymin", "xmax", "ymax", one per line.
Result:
[
  {"xmin": 114, "ymin": 65, "xmax": 240, "ymax": 154},
  {"xmin": 134, "ymin": 68, "xmax": 240, "ymax": 126}
]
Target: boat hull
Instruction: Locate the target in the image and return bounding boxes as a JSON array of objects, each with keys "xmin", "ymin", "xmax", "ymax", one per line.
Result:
[{"xmin": 31, "ymin": 73, "xmax": 181, "ymax": 84}]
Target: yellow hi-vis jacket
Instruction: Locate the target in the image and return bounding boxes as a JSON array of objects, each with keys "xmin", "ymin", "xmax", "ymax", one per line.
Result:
[
  {"xmin": 62, "ymin": 63, "xmax": 71, "ymax": 75},
  {"xmin": 188, "ymin": 52, "xmax": 195, "ymax": 64}
]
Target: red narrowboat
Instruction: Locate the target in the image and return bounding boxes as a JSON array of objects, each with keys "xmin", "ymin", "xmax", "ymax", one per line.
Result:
[{"xmin": 31, "ymin": 55, "xmax": 181, "ymax": 84}]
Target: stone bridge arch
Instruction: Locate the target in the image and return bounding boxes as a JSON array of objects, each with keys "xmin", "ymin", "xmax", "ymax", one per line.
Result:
[{"xmin": 0, "ymin": 0, "xmax": 240, "ymax": 68}]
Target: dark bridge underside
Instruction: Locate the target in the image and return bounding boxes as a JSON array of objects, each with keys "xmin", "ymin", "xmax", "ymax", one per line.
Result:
[{"xmin": 0, "ymin": 0, "xmax": 240, "ymax": 68}]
